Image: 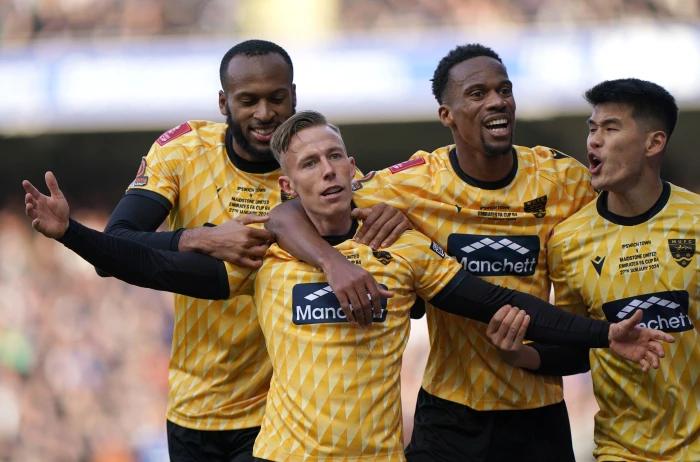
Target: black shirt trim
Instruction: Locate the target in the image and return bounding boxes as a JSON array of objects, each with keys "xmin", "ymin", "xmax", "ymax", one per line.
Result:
[
  {"xmin": 323, "ymin": 219, "xmax": 359, "ymax": 246},
  {"xmin": 596, "ymin": 181, "xmax": 670, "ymax": 226},
  {"xmin": 448, "ymin": 147, "xmax": 518, "ymax": 190},
  {"xmin": 225, "ymin": 126, "xmax": 280, "ymax": 174}
]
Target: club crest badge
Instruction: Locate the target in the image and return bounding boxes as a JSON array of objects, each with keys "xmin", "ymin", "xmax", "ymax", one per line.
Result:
[
  {"xmin": 523, "ymin": 195, "xmax": 547, "ymax": 218},
  {"xmin": 668, "ymin": 239, "xmax": 695, "ymax": 267}
]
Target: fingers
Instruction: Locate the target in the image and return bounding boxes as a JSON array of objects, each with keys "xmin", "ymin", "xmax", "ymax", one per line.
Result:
[
  {"xmin": 353, "ymin": 205, "xmax": 389, "ymax": 246},
  {"xmin": 647, "ymin": 341, "xmax": 665, "ymax": 359},
  {"xmin": 646, "ymin": 350, "xmax": 659, "ymax": 369},
  {"xmin": 503, "ymin": 309, "xmax": 527, "ymax": 346},
  {"xmin": 22, "ymin": 180, "xmax": 42, "ymax": 199},
  {"xmin": 236, "ymin": 214, "xmax": 270, "ymax": 226},
  {"xmin": 246, "ymin": 227, "xmax": 276, "ymax": 243},
  {"xmin": 379, "ymin": 216, "xmax": 411, "ymax": 248},
  {"xmin": 640, "ymin": 357, "xmax": 649, "ymax": 372},
  {"xmin": 487, "ymin": 305, "xmax": 510, "ymax": 337},
  {"xmin": 650, "ymin": 330, "xmax": 675, "ymax": 344},
  {"xmin": 45, "ymin": 171, "xmax": 64, "ymax": 199},
  {"xmin": 335, "ymin": 292, "xmax": 357, "ymax": 325},
  {"xmin": 365, "ymin": 283, "xmax": 383, "ymax": 318}
]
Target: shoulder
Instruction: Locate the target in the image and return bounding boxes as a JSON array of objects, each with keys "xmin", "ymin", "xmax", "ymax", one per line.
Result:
[
  {"xmin": 517, "ymin": 145, "xmax": 590, "ymax": 182},
  {"xmin": 668, "ymin": 182, "xmax": 700, "ymax": 206},
  {"xmin": 549, "ymin": 199, "xmax": 600, "ymax": 247},
  {"xmin": 369, "ymin": 144, "xmax": 454, "ymax": 182},
  {"xmin": 151, "ymin": 120, "xmax": 225, "ymax": 155}
]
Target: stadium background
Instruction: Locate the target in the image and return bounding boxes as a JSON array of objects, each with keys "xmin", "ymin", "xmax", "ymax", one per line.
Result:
[{"xmin": 1, "ymin": 1, "xmax": 699, "ymax": 460}]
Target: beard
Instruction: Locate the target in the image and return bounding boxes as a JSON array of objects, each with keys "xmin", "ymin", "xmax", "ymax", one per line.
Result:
[
  {"xmin": 482, "ymin": 133, "xmax": 514, "ymax": 158},
  {"xmin": 227, "ymin": 112, "xmax": 276, "ymax": 162}
]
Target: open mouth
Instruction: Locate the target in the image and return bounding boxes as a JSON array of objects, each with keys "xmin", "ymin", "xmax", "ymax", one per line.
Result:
[
  {"xmin": 483, "ymin": 117, "xmax": 510, "ymax": 137},
  {"xmin": 588, "ymin": 153, "xmax": 602, "ymax": 174},
  {"xmin": 321, "ymin": 185, "xmax": 344, "ymax": 197},
  {"xmin": 250, "ymin": 126, "xmax": 277, "ymax": 143}
]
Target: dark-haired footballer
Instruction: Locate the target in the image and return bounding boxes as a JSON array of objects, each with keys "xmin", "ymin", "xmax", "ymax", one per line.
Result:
[
  {"xmin": 25, "ymin": 111, "xmax": 672, "ymax": 461},
  {"xmin": 90, "ymin": 40, "xmax": 406, "ymax": 462},
  {"xmin": 266, "ymin": 44, "xmax": 598, "ymax": 461},
  {"xmin": 491, "ymin": 79, "xmax": 699, "ymax": 462}
]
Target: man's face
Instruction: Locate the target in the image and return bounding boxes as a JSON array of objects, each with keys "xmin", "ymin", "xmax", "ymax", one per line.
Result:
[
  {"xmin": 279, "ymin": 125, "xmax": 356, "ymax": 222},
  {"xmin": 439, "ymin": 56, "xmax": 516, "ymax": 157},
  {"xmin": 587, "ymin": 103, "xmax": 650, "ymax": 192},
  {"xmin": 219, "ymin": 53, "xmax": 296, "ymax": 161}
]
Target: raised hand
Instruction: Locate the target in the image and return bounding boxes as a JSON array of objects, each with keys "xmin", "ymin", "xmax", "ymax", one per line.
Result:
[
  {"xmin": 352, "ymin": 203, "xmax": 411, "ymax": 249},
  {"xmin": 22, "ymin": 171, "xmax": 70, "ymax": 239},
  {"xmin": 608, "ymin": 309, "xmax": 675, "ymax": 371},
  {"xmin": 178, "ymin": 214, "xmax": 275, "ymax": 269}
]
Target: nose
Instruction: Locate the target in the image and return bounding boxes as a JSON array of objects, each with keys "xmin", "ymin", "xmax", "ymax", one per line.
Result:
[
  {"xmin": 321, "ymin": 158, "xmax": 336, "ymax": 180},
  {"xmin": 588, "ymin": 130, "xmax": 602, "ymax": 149},
  {"xmin": 485, "ymin": 90, "xmax": 507, "ymax": 110},
  {"xmin": 254, "ymin": 100, "xmax": 274, "ymax": 122}
]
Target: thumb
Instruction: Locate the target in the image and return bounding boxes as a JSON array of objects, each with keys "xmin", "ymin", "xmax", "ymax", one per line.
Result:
[
  {"xmin": 627, "ymin": 309, "xmax": 643, "ymax": 325},
  {"xmin": 377, "ymin": 287, "xmax": 394, "ymax": 299},
  {"xmin": 237, "ymin": 214, "xmax": 270, "ymax": 225},
  {"xmin": 45, "ymin": 171, "xmax": 64, "ymax": 199}
]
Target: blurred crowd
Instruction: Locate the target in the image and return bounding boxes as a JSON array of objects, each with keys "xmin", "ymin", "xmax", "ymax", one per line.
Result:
[
  {"xmin": 0, "ymin": 208, "xmax": 599, "ymax": 461},
  {"xmin": 0, "ymin": 211, "xmax": 172, "ymax": 462},
  {"xmin": 1, "ymin": 0, "xmax": 698, "ymax": 45}
]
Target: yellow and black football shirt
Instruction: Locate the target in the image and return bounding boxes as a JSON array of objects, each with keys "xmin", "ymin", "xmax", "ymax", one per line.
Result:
[
  {"xmin": 127, "ymin": 120, "xmax": 284, "ymax": 430},
  {"xmin": 353, "ymin": 144, "xmax": 596, "ymax": 410},
  {"xmin": 251, "ymin": 228, "xmax": 461, "ymax": 461},
  {"xmin": 547, "ymin": 182, "xmax": 699, "ymax": 462}
]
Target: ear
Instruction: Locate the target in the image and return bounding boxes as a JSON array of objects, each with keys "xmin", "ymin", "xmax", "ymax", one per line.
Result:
[
  {"xmin": 218, "ymin": 90, "xmax": 228, "ymax": 116},
  {"xmin": 438, "ymin": 104, "xmax": 453, "ymax": 128},
  {"xmin": 645, "ymin": 130, "xmax": 667, "ymax": 160},
  {"xmin": 291, "ymin": 83, "xmax": 297, "ymax": 111},
  {"xmin": 348, "ymin": 156, "xmax": 356, "ymax": 169},
  {"xmin": 278, "ymin": 176, "xmax": 297, "ymax": 198}
]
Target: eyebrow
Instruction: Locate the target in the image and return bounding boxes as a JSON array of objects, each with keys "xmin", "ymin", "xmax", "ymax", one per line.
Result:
[{"xmin": 587, "ymin": 117, "xmax": 622, "ymax": 126}]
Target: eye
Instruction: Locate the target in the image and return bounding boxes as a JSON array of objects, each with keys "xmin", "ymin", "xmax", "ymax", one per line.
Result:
[
  {"xmin": 500, "ymin": 86, "xmax": 513, "ymax": 96},
  {"xmin": 329, "ymin": 152, "xmax": 342, "ymax": 160},
  {"xmin": 469, "ymin": 90, "xmax": 484, "ymax": 99}
]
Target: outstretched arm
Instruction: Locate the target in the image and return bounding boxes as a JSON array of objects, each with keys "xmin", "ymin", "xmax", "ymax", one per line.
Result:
[
  {"xmin": 430, "ymin": 270, "xmax": 673, "ymax": 369},
  {"xmin": 23, "ymin": 172, "xmax": 230, "ymax": 300}
]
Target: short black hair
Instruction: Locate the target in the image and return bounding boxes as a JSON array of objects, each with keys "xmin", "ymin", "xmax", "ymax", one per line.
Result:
[
  {"xmin": 585, "ymin": 78, "xmax": 678, "ymax": 136},
  {"xmin": 219, "ymin": 39, "xmax": 294, "ymax": 88},
  {"xmin": 432, "ymin": 44, "xmax": 502, "ymax": 104}
]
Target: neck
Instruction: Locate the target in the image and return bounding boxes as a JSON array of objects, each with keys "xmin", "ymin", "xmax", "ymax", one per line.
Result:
[
  {"xmin": 606, "ymin": 172, "xmax": 664, "ymax": 217},
  {"xmin": 455, "ymin": 144, "xmax": 514, "ymax": 182},
  {"xmin": 308, "ymin": 207, "xmax": 354, "ymax": 237}
]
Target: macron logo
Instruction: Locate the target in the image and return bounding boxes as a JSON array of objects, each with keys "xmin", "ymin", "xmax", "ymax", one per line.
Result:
[
  {"xmin": 615, "ymin": 296, "xmax": 680, "ymax": 319},
  {"xmin": 460, "ymin": 237, "xmax": 531, "ymax": 255}
]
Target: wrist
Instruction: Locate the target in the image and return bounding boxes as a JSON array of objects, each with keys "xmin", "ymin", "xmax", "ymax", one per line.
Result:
[
  {"xmin": 319, "ymin": 248, "xmax": 348, "ymax": 273},
  {"xmin": 178, "ymin": 227, "xmax": 208, "ymax": 253}
]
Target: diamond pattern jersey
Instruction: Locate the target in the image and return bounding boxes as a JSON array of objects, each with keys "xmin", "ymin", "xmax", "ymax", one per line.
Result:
[
  {"xmin": 547, "ymin": 183, "xmax": 700, "ymax": 462},
  {"xmin": 252, "ymin": 230, "xmax": 461, "ymax": 461},
  {"xmin": 128, "ymin": 120, "xmax": 283, "ymax": 430},
  {"xmin": 353, "ymin": 145, "xmax": 596, "ymax": 410}
]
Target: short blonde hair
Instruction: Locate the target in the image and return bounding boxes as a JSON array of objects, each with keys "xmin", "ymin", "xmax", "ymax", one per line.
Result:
[{"xmin": 270, "ymin": 110, "xmax": 343, "ymax": 166}]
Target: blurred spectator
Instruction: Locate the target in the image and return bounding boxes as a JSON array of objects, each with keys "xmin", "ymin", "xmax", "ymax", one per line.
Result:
[
  {"xmin": 0, "ymin": 210, "xmax": 171, "ymax": 461},
  {"xmin": 2, "ymin": 0, "xmax": 699, "ymax": 46}
]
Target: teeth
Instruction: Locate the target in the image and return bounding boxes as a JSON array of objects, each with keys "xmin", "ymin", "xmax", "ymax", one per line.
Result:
[
  {"xmin": 253, "ymin": 128, "xmax": 274, "ymax": 135},
  {"xmin": 485, "ymin": 118, "xmax": 508, "ymax": 127}
]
